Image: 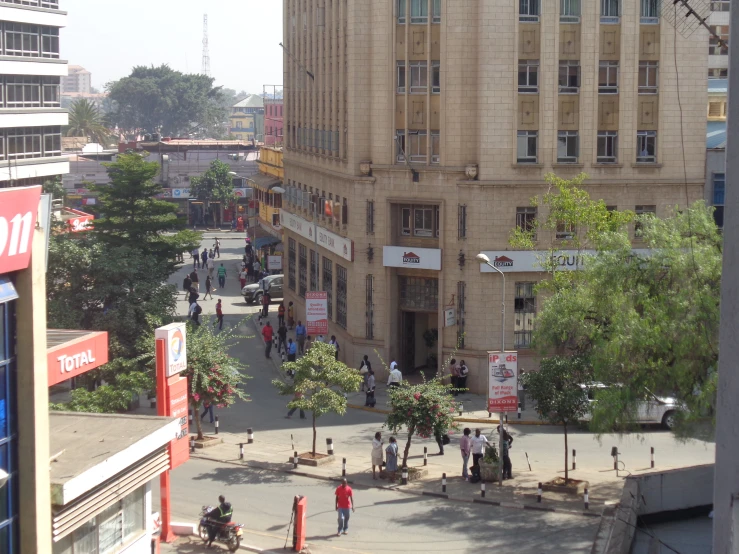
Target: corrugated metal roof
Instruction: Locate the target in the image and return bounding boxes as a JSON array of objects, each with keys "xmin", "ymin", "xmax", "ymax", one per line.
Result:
[
  {"xmin": 708, "ymin": 79, "xmax": 728, "ymax": 94},
  {"xmin": 233, "ymin": 94, "xmax": 265, "ymax": 108},
  {"xmin": 707, "ymin": 120, "xmax": 727, "ymax": 149}
]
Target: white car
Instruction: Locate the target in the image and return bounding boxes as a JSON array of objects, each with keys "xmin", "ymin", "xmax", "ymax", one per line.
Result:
[{"xmin": 580, "ymin": 383, "xmax": 681, "ymax": 429}]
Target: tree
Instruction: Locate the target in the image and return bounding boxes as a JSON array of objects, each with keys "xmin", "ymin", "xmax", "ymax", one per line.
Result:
[
  {"xmin": 43, "ymin": 176, "xmax": 66, "ymax": 201},
  {"xmin": 183, "ymin": 319, "xmax": 249, "ymax": 440},
  {"xmin": 385, "ymin": 377, "xmax": 458, "ymax": 469},
  {"xmin": 66, "ymin": 98, "xmax": 111, "ymax": 145},
  {"xmin": 521, "ymin": 356, "xmax": 592, "ymax": 483},
  {"xmin": 272, "ymin": 342, "xmax": 362, "ymax": 456},
  {"xmin": 190, "ymin": 160, "xmax": 235, "ymax": 227}
]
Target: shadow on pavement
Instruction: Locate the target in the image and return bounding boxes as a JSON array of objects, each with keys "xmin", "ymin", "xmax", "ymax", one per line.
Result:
[{"xmin": 191, "ymin": 464, "xmax": 291, "ymax": 486}]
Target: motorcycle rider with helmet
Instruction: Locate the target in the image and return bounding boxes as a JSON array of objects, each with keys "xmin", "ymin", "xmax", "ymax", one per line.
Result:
[{"xmin": 205, "ymin": 495, "xmax": 233, "ymax": 547}]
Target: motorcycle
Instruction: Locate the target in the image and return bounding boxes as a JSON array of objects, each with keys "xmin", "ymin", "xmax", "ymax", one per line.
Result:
[{"xmin": 198, "ymin": 506, "xmax": 244, "ymax": 552}]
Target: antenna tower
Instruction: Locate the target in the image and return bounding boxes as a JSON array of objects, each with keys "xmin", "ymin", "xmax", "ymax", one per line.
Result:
[{"xmin": 202, "ymin": 14, "xmax": 210, "ymax": 76}]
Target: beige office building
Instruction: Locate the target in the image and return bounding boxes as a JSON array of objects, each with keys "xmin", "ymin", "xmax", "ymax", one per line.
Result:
[{"xmin": 281, "ymin": 0, "xmax": 706, "ymax": 391}]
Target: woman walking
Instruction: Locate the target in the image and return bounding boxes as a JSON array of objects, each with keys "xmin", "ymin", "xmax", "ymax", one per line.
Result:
[
  {"xmin": 371, "ymin": 432, "xmax": 384, "ymax": 480},
  {"xmin": 203, "ymin": 275, "xmax": 214, "ymax": 300},
  {"xmin": 385, "ymin": 437, "xmax": 399, "ymax": 480}
]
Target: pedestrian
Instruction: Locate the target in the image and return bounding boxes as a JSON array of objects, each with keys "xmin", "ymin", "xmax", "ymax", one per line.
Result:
[
  {"xmin": 334, "ymin": 478, "xmax": 355, "ymax": 536},
  {"xmin": 316, "ymin": 334, "xmax": 325, "ymax": 343},
  {"xmin": 252, "ymin": 259, "xmax": 261, "ymax": 283},
  {"xmin": 457, "ymin": 360, "xmax": 469, "ymax": 393},
  {"xmin": 287, "ymin": 338, "xmax": 297, "ymax": 362},
  {"xmin": 434, "ymin": 429, "xmax": 447, "ymax": 456},
  {"xmin": 365, "ymin": 370, "xmax": 376, "ymax": 407},
  {"xmin": 389, "ymin": 359, "xmax": 398, "ymax": 372},
  {"xmin": 287, "ymin": 301, "xmax": 295, "ymax": 329},
  {"xmin": 207, "ymin": 256, "xmax": 215, "ymax": 280},
  {"xmin": 190, "ymin": 268, "xmax": 200, "ymax": 291},
  {"xmin": 262, "ymin": 321, "xmax": 273, "ymax": 358},
  {"xmin": 371, "ymin": 432, "xmax": 384, "ymax": 480},
  {"xmin": 188, "ymin": 287, "xmax": 199, "ymax": 306},
  {"xmin": 209, "ymin": 248, "xmax": 215, "ymax": 259},
  {"xmin": 471, "ymin": 429, "xmax": 489, "ymax": 472},
  {"xmin": 217, "ymin": 263, "xmax": 227, "ymax": 289},
  {"xmin": 385, "ymin": 437, "xmax": 399, "ymax": 479},
  {"xmin": 304, "ymin": 335, "xmax": 313, "ymax": 354},
  {"xmin": 201, "ymin": 248, "xmax": 208, "ymax": 268},
  {"xmin": 460, "ymin": 428, "xmax": 472, "ymax": 481},
  {"xmin": 328, "ymin": 335, "xmax": 340, "ymax": 360},
  {"xmin": 204, "ymin": 275, "xmax": 214, "ymax": 300},
  {"xmin": 182, "ymin": 274, "xmax": 192, "ymax": 301},
  {"xmin": 200, "ymin": 402, "xmax": 214, "ymax": 424},
  {"xmin": 387, "ymin": 364, "xmax": 402, "ymax": 388},
  {"xmin": 261, "ymin": 290, "xmax": 271, "ymax": 318},
  {"xmin": 285, "ymin": 391, "xmax": 306, "ymax": 419},
  {"xmin": 277, "ymin": 321, "xmax": 288, "ymax": 354},
  {"xmin": 246, "ymin": 260, "xmax": 253, "ymax": 282},
  {"xmin": 214, "ymin": 237, "xmax": 221, "ymax": 258},
  {"xmin": 295, "ymin": 320, "xmax": 306, "ymax": 353},
  {"xmin": 449, "ymin": 358, "xmax": 460, "ymax": 395},
  {"xmin": 215, "ymin": 299, "xmax": 224, "ymax": 330},
  {"xmin": 518, "ymin": 369, "xmax": 526, "ymax": 410},
  {"xmin": 359, "ymin": 355, "xmax": 371, "ymax": 391},
  {"xmin": 277, "ymin": 302, "xmax": 286, "ymax": 327},
  {"xmin": 192, "ymin": 247, "xmax": 200, "ymax": 269},
  {"xmin": 239, "ymin": 267, "xmax": 247, "ymax": 290},
  {"xmin": 189, "ymin": 300, "xmax": 202, "ymax": 325},
  {"xmin": 497, "ymin": 425, "xmax": 514, "ymax": 480}
]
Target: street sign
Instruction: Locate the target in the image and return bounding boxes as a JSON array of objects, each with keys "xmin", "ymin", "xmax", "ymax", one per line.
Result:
[
  {"xmin": 488, "ymin": 351, "xmax": 518, "ymax": 412},
  {"xmin": 306, "ymin": 291, "xmax": 328, "ymax": 335},
  {"xmin": 444, "ymin": 307, "xmax": 456, "ymax": 327}
]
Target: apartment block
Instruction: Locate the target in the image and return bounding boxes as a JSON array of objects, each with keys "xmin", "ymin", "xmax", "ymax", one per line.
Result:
[
  {"xmin": 61, "ymin": 64, "xmax": 91, "ymax": 94},
  {"xmin": 281, "ymin": 0, "xmax": 706, "ymax": 391}
]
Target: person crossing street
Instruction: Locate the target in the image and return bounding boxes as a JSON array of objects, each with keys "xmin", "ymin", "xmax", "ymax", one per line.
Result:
[{"xmin": 217, "ymin": 263, "xmax": 227, "ymax": 289}]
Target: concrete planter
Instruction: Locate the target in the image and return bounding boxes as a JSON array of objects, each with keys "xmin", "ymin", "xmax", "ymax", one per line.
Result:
[
  {"xmin": 542, "ymin": 477, "xmax": 589, "ymax": 496},
  {"xmin": 193, "ymin": 435, "xmax": 222, "ymax": 449},
  {"xmin": 479, "ymin": 461, "xmax": 500, "ymax": 483},
  {"xmin": 380, "ymin": 467, "xmax": 428, "ymax": 482},
  {"xmin": 289, "ymin": 452, "xmax": 335, "ymax": 467}
]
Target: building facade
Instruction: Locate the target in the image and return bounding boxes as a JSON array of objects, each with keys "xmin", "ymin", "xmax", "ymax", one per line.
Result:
[
  {"xmin": 281, "ymin": 0, "xmax": 707, "ymax": 391},
  {"xmin": 264, "ymin": 98, "xmax": 284, "ymax": 146},
  {"xmin": 707, "ymin": 0, "xmax": 730, "ymax": 77},
  {"xmin": 61, "ymin": 64, "xmax": 90, "ymax": 94},
  {"xmin": 230, "ymin": 94, "xmax": 265, "ymax": 143}
]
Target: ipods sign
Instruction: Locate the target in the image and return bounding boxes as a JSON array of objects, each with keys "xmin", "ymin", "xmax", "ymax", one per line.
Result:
[{"xmin": 0, "ymin": 186, "xmax": 41, "ymax": 274}]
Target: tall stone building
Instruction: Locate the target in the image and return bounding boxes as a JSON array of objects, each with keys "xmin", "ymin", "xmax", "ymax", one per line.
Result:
[{"xmin": 281, "ymin": 0, "xmax": 706, "ymax": 391}]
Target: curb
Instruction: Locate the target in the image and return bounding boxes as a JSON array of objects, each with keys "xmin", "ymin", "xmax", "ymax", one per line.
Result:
[{"xmin": 345, "ymin": 403, "xmax": 552, "ymax": 426}]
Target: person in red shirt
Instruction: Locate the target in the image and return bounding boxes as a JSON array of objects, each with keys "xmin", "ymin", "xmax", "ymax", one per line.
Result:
[
  {"xmin": 215, "ymin": 299, "xmax": 224, "ymax": 330},
  {"xmin": 334, "ymin": 478, "xmax": 354, "ymax": 536},
  {"xmin": 262, "ymin": 321, "xmax": 273, "ymax": 358}
]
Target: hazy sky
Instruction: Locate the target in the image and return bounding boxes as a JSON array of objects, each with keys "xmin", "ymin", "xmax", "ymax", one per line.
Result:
[{"xmin": 60, "ymin": 0, "xmax": 284, "ymax": 94}]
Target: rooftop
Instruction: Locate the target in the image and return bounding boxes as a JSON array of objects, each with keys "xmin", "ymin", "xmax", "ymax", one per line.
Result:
[
  {"xmin": 233, "ymin": 94, "xmax": 264, "ymax": 109},
  {"xmin": 707, "ymin": 120, "xmax": 726, "ymax": 149}
]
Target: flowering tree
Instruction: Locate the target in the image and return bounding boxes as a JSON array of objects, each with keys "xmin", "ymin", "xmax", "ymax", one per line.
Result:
[
  {"xmin": 184, "ymin": 318, "xmax": 249, "ymax": 440},
  {"xmin": 272, "ymin": 342, "xmax": 363, "ymax": 456},
  {"xmin": 385, "ymin": 376, "xmax": 458, "ymax": 469}
]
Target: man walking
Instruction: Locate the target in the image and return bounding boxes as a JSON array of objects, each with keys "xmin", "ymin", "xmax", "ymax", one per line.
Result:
[
  {"xmin": 190, "ymin": 269, "xmax": 200, "ymax": 291},
  {"xmin": 471, "ymin": 428, "xmax": 489, "ymax": 472},
  {"xmin": 262, "ymin": 321, "xmax": 274, "ymax": 358},
  {"xmin": 277, "ymin": 321, "xmax": 288, "ymax": 354},
  {"xmin": 217, "ymin": 263, "xmax": 227, "ymax": 289},
  {"xmin": 335, "ymin": 478, "xmax": 355, "ymax": 536},
  {"xmin": 295, "ymin": 321, "xmax": 307, "ymax": 354},
  {"xmin": 518, "ymin": 369, "xmax": 526, "ymax": 411},
  {"xmin": 387, "ymin": 364, "xmax": 402, "ymax": 388},
  {"xmin": 359, "ymin": 355, "xmax": 371, "ymax": 392},
  {"xmin": 252, "ymin": 259, "xmax": 261, "ymax": 283},
  {"xmin": 498, "ymin": 425, "xmax": 514, "ymax": 480},
  {"xmin": 261, "ymin": 290, "xmax": 271, "ymax": 318},
  {"xmin": 192, "ymin": 247, "xmax": 200, "ymax": 269},
  {"xmin": 287, "ymin": 338, "xmax": 297, "ymax": 362},
  {"xmin": 189, "ymin": 300, "xmax": 202, "ymax": 326},
  {"xmin": 215, "ymin": 299, "xmax": 224, "ymax": 330},
  {"xmin": 207, "ymin": 256, "xmax": 215, "ymax": 280},
  {"xmin": 285, "ymin": 391, "xmax": 305, "ymax": 419},
  {"xmin": 201, "ymin": 248, "xmax": 208, "ymax": 269},
  {"xmin": 460, "ymin": 428, "xmax": 472, "ymax": 481},
  {"xmin": 183, "ymin": 274, "xmax": 192, "ymax": 301},
  {"xmin": 214, "ymin": 237, "xmax": 221, "ymax": 258}
]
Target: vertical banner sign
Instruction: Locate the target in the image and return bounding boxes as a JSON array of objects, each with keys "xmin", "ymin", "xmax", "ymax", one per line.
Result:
[
  {"xmin": 306, "ymin": 291, "xmax": 328, "ymax": 335},
  {"xmin": 488, "ymin": 351, "xmax": 518, "ymax": 412}
]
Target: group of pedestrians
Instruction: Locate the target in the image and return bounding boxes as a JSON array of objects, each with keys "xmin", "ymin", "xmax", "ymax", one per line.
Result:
[
  {"xmin": 448, "ymin": 358, "xmax": 470, "ymax": 395},
  {"xmin": 458, "ymin": 427, "xmax": 513, "ymax": 482},
  {"xmin": 184, "ymin": 242, "xmax": 226, "ymax": 330}
]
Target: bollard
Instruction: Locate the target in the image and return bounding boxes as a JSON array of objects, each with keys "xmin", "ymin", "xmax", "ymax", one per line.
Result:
[
  {"xmin": 481, "ymin": 482, "xmax": 486, "ymax": 498},
  {"xmin": 291, "ymin": 434, "xmax": 294, "ymax": 452},
  {"xmin": 326, "ymin": 438, "xmax": 334, "ymax": 455},
  {"xmin": 488, "ymin": 411, "xmax": 492, "ymax": 418},
  {"xmin": 611, "ymin": 446, "xmax": 618, "ymax": 471},
  {"xmin": 401, "ymin": 467, "xmax": 408, "ymax": 485},
  {"xmin": 215, "ymin": 415, "xmax": 219, "ymax": 435},
  {"xmin": 190, "ymin": 436, "xmax": 195, "ymax": 453},
  {"xmin": 442, "ymin": 473, "xmax": 447, "ymax": 493},
  {"xmin": 650, "ymin": 446, "xmax": 654, "ymax": 469},
  {"xmin": 188, "ymin": 410, "xmax": 193, "ymax": 425},
  {"xmin": 239, "ymin": 443, "xmax": 244, "ymax": 460},
  {"xmin": 518, "ymin": 403, "xmax": 522, "ymax": 419},
  {"xmin": 293, "ymin": 451, "xmax": 298, "ymax": 469},
  {"xmin": 525, "ymin": 452, "xmax": 532, "ymax": 471},
  {"xmin": 584, "ymin": 487, "xmax": 589, "ymax": 510},
  {"xmin": 423, "ymin": 447, "xmax": 428, "ymax": 466},
  {"xmin": 342, "ymin": 457, "xmax": 347, "ymax": 477},
  {"xmin": 458, "ymin": 403, "xmax": 463, "ymax": 416},
  {"xmin": 572, "ymin": 449, "xmax": 576, "ymax": 471},
  {"xmin": 247, "ymin": 428, "xmax": 254, "ymax": 444},
  {"xmin": 537, "ymin": 482, "xmax": 542, "ymax": 503},
  {"xmin": 281, "ymin": 352, "xmax": 286, "ymax": 363}
]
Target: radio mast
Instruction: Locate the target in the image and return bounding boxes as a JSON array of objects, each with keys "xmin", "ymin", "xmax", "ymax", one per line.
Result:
[{"xmin": 201, "ymin": 14, "xmax": 210, "ymax": 76}]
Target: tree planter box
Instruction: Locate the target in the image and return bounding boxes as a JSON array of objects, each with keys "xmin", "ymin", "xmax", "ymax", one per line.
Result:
[
  {"xmin": 542, "ymin": 477, "xmax": 589, "ymax": 496},
  {"xmin": 192, "ymin": 435, "xmax": 222, "ymax": 449},
  {"xmin": 289, "ymin": 452, "xmax": 335, "ymax": 467},
  {"xmin": 379, "ymin": 467, "xmax": 428, "ymax": 482},
  {"xmin": 479, "ymin": 461, "xmax": 500, "ymax": 483}
]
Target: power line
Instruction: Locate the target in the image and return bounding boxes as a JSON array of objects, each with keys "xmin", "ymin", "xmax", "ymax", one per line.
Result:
[{"xmin": 202, "ymin": 14, "xmax": 210, "ymax": 77}]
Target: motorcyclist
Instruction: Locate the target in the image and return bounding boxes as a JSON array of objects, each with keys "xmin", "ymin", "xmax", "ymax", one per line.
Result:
[{"xmin": 205, "ymin": 495, "xmax": 233, "ymax": 547}]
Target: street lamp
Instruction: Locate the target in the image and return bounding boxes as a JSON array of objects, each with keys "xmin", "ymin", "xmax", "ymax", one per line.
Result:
[{"xmin": 476, "ymin": 252, "xmax": 506, "ymax": 487}]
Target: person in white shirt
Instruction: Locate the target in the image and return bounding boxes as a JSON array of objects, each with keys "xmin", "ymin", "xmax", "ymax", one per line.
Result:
[
  {"xmin": 470, "ymin": 428, "xmax": 489, "ymax": 470},
  {"xmin": 390, "ymin": 359, "xmax": 397, "ymax": 371},
  {"xmin": 207, "ymin": 257, "xmax": 215, "ymax": 279},
  {"xmin": 189, "ymin": 301, "xmax": 201, "ymax": 325},
  {"xmin": 387, "ymin": 366, "xmax": 402, "ymax": 387},
  {"xmin": 316, "ymin": 335, "xmax": 325, "ymax": 343}
]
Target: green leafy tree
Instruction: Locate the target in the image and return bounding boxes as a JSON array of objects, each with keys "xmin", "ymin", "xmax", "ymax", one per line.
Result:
[
  {"xmin": 272, "ymin": 342, "xmax": 362, "ymax": 456},
  {"xmin": 190, "ymin": 160, "xmax": 235, "ymax": 227},
  {"xmin": 66, "ymin": 98, "xmax": 111, "ymax": 145},
  {"xmin": 183, "ymin": 319, "xmax": 249, "ymax": 440},
  {"xmin": 522, "ymin": 356, "xmax": 592, "ymax": 483},
  {"xmin": 385, "ymin": 377, "xmax": 458, "ymax": 469},
  {"xmin": 43, "ymin": 176, "xmax": 66, "ymax": 201}
]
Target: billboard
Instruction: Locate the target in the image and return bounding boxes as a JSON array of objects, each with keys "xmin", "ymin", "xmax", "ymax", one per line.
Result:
[
  {"xmin": 488, "ymin": 351, "xmax": 518, "ymax": 413},
  {"xmin": 306, "ymin": 291, "xmax": 328, "ymax": 335},
  {"xmin": 155, "ymin": 322, "xmax": 188, "ymax": 377},
  {"xmin": 267, "ymin": 255, "xmax": 283, "ymax": 270},
  {"xmin": 0, "ymin": 185, "xmax": 41, "ymax": 274}
]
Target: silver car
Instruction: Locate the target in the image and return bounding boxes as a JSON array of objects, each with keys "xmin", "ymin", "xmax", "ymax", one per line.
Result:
[{"xmin": 580, "ymin": 383, "xmax": 682, "ymax": 429}]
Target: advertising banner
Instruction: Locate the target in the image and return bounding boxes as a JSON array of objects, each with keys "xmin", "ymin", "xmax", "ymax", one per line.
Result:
[
  {"xmin": 306, "ymin": 291, "xmax": 328, "ymax": 335},
  {"xmin": 382, "ymin": 246, "xmax": 442, "ymax": 270},
  {"xmin": 488, "ymin": 351, "xmax": 518, "ymax": 413},
  {"xmin": 0, "ymin": 185, "xmax": 41, "ymax": 274},
  {"xmin": 47, "ymin": 331, "xmax": 109, "ymax": 387},
  {"xmin": 280, "ymin": 211, "xmax": 354, "ymax": 261},
  {"xmin": 155, "ymin": 322, "xmax": 188, "ymax": 377}
]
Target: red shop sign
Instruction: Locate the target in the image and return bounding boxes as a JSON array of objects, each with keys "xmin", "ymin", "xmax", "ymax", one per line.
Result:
[{"xmin": 0, "ymin": 185, "xmax": 41, "ymax": 274}]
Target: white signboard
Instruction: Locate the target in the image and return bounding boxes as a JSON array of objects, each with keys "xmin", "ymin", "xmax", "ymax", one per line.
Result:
[
  {"xmin": 479, "ymin": 249, "xmax": 651, "ymax": 273},
  {"xmin": 155, "ymin": 322, "xmax": 188, "ymax": 377},
  {"xmin": 306, "ymin": 291, "xmax": 328, "ymax": 335},
  {"xmin": 383, "ymin": 246, "xmax": 442, "ymax": 271},
  {"xmin": 170, "ymin": 188, "xmax": 191, "ymax": 199},
  {"xmin": 444, "ymin": 307, "xmax": 456, "ymax": 327},
  {"xmin": 280, "ymin": 211, "xmax": 354, "ymax": 262},
  {"xmin": 488, "ymin": 351, "xmax": 518, "ymax": 413},
  {"xmin": 267, "ymin": 255, "xmax": 282, "ymax": 270}
]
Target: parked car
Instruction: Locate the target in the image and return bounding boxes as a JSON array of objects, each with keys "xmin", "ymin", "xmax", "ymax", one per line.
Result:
[
  {"xmin": 579, "ymin": 383, "xmax": 682, "ymax": 429},
  {"xmin": 242, "ymin": 274, "xmax": 283, "ymax": 304}
]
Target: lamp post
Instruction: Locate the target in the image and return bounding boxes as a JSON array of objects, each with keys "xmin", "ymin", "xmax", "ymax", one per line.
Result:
[{"xmin": 476, "ymin": 252, "xmax": 506, "ymax": 487}]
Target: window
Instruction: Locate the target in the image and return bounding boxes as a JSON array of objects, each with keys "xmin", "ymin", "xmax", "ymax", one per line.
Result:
[
  {"xmin": 408, "ymin": 130, "xmax": 427, "ymax": 162},
  {"xmin": 514, "ymin": 282, "xmax": 536, "ymax": 349},
  {"xmin": 337, "ymin": 265, "xmax": 347, "ymax": 329},
  {"xmin": 456, "ymin": 281, "xmax": 466, "ymax": 348},
  {"xmin": 43, "ymin": 126, "xmax": 61, "ymax": 156},
  {"xmin": 458, "ymin": 204, "xmax": 467, "ymax": 239},
  {"xmin": 7, "ymin": 127, "xmax": 41, "ymax": 159},
  {"xmin": 236, "ymin": 121, "xmax": 242, "ymax": 128},
  {"xmin": 556, "ymin": 221, "xmax": 576, "ymax": 240},
  {"xmin": 397, "ymin": 0, "xmax": 406, "ymax": 24},
  {"xmin": 396, "ymin": 61, "xmax": 406, "ymax": 93},
  {"xmin": 516, "ymin": 130, "xmax": 538, "ymax": 164},
  {"xmin": 288, "ymin": 238, "xmax": 296, "ymax": 291},
  {"xmin": 432, "ymin": 61, "xmax": 440, "ymax": 93},
  {"xmin": 433, "ymin": 0, "xmax": 441, "ymax": 22},
  {"xmin": 560, "ymin": 0, "xmax": 580, "ymax": 22},
  {"xmin": 636, "ymin": 130, "xmax": 657, "ymax": 163},
  {"xmin": 708, "ymin": 101, "xmax": 725, "ymax": 118},
  {"xmin": 411, "ymin": 0, "xmax": 428, "ymax": 23},
  {"xmin": 638, "ymin": 62, "xmax": 659, "ymax": 94},
  {"xmin": 711, "ymin": 1, "xmax": 730, "ymax": 11},
  {"xmin": 601, "ymin": 0, "xmax": 620, "ymax": 23},
  {"xmin": 309, "ymin": 250, "xmax": 319, "ymax": 292},
  {"xmin": 558, "ymin": 61, "xmax": 580, "ymax": 93},
  {"xmin": 712, "ymin": 173, "xmax": 725, "ymax": 228},
  {"xmin": 518, "ymin": 60, "xmax": 539, "ymax": 93},
  {"xmin": 519, "ymin": 0, "xmax": 540, "ymax": 22},
  {"xmin": 366, "ymin": 200, "xmax": 375, "ymax": 234},
  {"xmin": 322, "ymin": 257, "xmax": 333, "ymax": 321},
  {"xmin": 0, "ymin": 301, "xmax": 17, "ymax": 554},
  {"xmin": 599, "ymin": 61, "xmax": 619, "ymax": 94},
  {"xmin": 6, "ymin": 77, "xmax": 40, "ymax": 108},
  {"xmin": 342, "ymin": 198, "xmax": 348, "ymax": 225},
  {"xmin": 710, "ymin": 26, "xmax": 729, "ymax": 55},
  {"xmin": 431, "ymin": 130, "xmax": 440, "ymax": 163},
  {"xmin": 557, "ymin": 131, "xmax": 579, "ymax": 163},
  {"xmin": 4, "ymin": 23, "xmax": 39, "ymax": 57},
  {"xmin": 634, "ymin": 205, "xmax": 656, "ymax": 236},
  {"xmin": 597, "ymin": 131, "xmax": 618, "ymax": 163},
  {"xmin": 366, "ymin": 275, "xmax": 374, "ymax": 339},
  {"xmin": 298, "ymin": 244, "xmax": 307, "ymax": 297},
  {"xmin": 516, "ymin": 207, "xmax": 537, "ymax": 236},
  {"xmin": 399, "ymin": 277, "xmax": 438, "ymax": 311},
  {"xmin": 409, "ymin": 61, "xmax": 428, "ymax": 93},
  {"xmin": 40, "ymin": 26, "xmax": 59, "ymax": 58},
  {"xmin": 435, "ymin": 205, "xmax": 440, "ymax": 237},
  {"xmin": 414, "ymin": 205, "xmax": 433, "ymax": 236},
  {"xmin": 396, "ymin": 130, "xmax": 406, "ymax": 162},
  {"xmin": 640, "ymin": 0, "xmax": 659, "ymax": 23}
]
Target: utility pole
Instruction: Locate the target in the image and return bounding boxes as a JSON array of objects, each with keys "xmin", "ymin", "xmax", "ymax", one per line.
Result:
[{"xmin": 201, "ymin": 14, "xmax": 210, "ymax": 77}]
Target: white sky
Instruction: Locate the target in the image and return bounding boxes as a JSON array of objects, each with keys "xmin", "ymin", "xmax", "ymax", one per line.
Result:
[{"xmin": 60, "ymin": 0, "xmax": 284, "ymax": 94}]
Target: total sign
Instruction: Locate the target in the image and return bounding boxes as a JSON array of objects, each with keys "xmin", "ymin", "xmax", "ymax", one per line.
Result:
[
  {"xmin": 488, "ymin": 351, "xmax": 518, "ymax": 413},
  {"xmin": 47, "ymin": 331, "xmax": 109, "ymax": 387},
  {"xmin": 155, "ymin": 322, "xmax": 188, "ymax": 377},
  {"xmin": 0, "ymin": 185, "xmax": 42, "ymax": 274}
]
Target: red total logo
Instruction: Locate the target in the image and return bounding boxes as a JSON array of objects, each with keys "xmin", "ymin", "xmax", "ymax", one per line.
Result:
[{"xmin": 0, "ymin": 186, "xmax": 41, "ymax": 274}]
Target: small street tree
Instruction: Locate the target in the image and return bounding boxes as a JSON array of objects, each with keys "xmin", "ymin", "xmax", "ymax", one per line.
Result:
[
  {"xmin": 385, "ymin": 377, "xmax": 458, "ymax": 469},
  {"xmin": 190, "ymin": 160, "xmax": 235, "ymax": 227},
  {"xmin": 183, "ymin": 318, "xmax": 249, "ymax": 440},
  {"xmin": 272, "ymin": 342, "xmax": 362, "ymax": 456},
  {"xmin": 521, "ymin": 356, "xmax": 592, "ymax": 483}
]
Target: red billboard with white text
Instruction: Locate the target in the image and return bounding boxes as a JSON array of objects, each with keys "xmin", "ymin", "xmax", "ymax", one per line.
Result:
[{"xmin": 0, "ymin": 185, "xmax": 41, "ymax": 274}]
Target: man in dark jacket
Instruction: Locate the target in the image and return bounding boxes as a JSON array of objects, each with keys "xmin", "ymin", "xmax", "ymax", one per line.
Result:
[
  {"xmin": 205, "ymin": 495, "xmax": 233, "ymax": 546},
  {"xmin": 183, "ymin": 275, "xmax": 192, "ymax": 300}
]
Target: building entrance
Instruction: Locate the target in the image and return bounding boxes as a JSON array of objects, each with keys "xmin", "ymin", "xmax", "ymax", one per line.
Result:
[{"xmin": 398, "ymin": 276, "xmax": 439, "ymax": 374}]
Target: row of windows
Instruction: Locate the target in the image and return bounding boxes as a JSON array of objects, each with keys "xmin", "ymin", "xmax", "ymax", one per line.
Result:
[
  {"xmin": 519, "ymin": 60, "xmax": 658, "ymax": 95},
  {"xmin": 0, "ymin": 126, "xmax": 62, "ymax": 160},
  {"xmin": 397, "ymin": 0, "xmax": 441, "ymax": 24},
  {"xmin": 516, "ymin": 129, "xmax": 657, "ymax": 165},
  {"xmin": 397, "ymin": 61, "xmax": 440, "ymax": 94},
  {"xmin": 0, "ymin": 23, "xmax": 59, "ymax": 58},
  {"xmin": 283, "ymin": 182, "xmax": 350, "ymax": 226},
  {"xmin": 0, "ymin": 0, "xmax": 59, "ymax": 8},
  {"xmin": 295, "ymin": 127, "xmax": 340, "ymax": 154},
  {"xmin": 519, "ymin": 0, "xmax": 659, "ymax": 24},
  {"xmin": 513, "ymin": 204, "xmax": 656, "ymax": 239},
  {"xmin": 709, "ymin": 25, "xmax": 729, "ymax": 56},
  {"xmin": 395, "ymin": 130, "xmax": 440, "ymax": 164},
  {"xmin": 0, "ymin": 301, "xmax": 18, "ymax": 554},
  {"xmin": 0, "ymin": 76, "xmax": 59, "ymax": 109}
]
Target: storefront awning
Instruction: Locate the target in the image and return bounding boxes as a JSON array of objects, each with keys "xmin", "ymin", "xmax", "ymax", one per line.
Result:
[
  {"xmin": 47, "ymin": 330, "xmax": 109, "ymax": 387},
  {"xmin": 254, "ymin": 236, "xmax": 281, "ymax": 250},
  {"xmin": 247, "ymin": 172, "xmax": 282, "ymax": 191}
]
